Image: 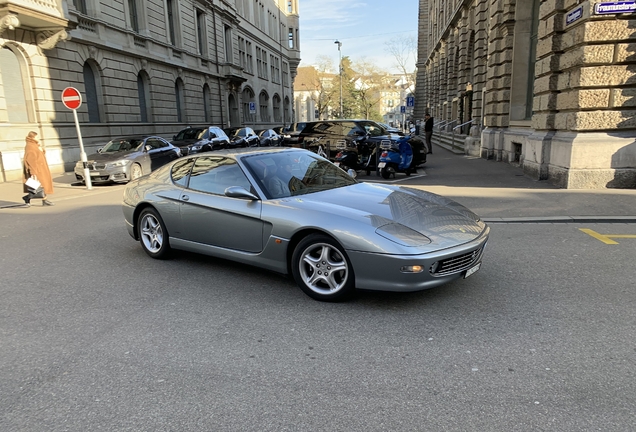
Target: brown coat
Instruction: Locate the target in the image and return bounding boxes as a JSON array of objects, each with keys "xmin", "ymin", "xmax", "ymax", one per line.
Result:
[{"xmin": 23, "ymin": 136, "xmax": 54, "ymax": 195}]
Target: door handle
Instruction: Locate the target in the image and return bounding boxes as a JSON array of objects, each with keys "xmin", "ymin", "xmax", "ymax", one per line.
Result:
[{"xmin": 181, "ymin": 195, "xmax": 189, "ymax": 201}]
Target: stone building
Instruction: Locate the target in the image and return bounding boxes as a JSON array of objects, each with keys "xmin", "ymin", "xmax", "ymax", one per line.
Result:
[
  {"xmin": 0, "ymin": 0, "xmax": 300, "ymax": 181},
  {"xmin": 414, "ymin": 0, "xmax": 636, "ymax": 189}
]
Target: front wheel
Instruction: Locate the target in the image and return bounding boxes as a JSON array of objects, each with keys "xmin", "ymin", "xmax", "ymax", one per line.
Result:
[
  {"xmin": 130, "ymin": 163, "xmax": 143, "ymax": 180},
  {"xmin": 138, "ymin": 208, "xmax": 171, "ymax": 259},
  {"xmin": 291, "ymin": 234, "xmax": 355, "ymax": 302},
  {"xmin": 381, "ymin": 167, "xmax": 391, "ymax": 179}
]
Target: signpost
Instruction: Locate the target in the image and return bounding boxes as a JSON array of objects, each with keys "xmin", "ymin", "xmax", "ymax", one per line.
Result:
[
  {"xmin": 62, "ymin": 87, "xmax": 92, "ymax": 189},
  {"xmin": 249, "ymin": 102, "xmax": 256, "ymax": 114},
  {"xmin": 406, "ymin": 96, "xmax": 414, "ymax": 107},
  {"xmin": 594, "ymin": 1, "xmax": 636, "ymax": 14}
]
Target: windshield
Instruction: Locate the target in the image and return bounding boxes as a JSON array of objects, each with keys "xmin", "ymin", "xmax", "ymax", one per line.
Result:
[
  {"xmin": 102, "ymin": 139, "xmax": 143, "ymax": 152},
  {"xmin": 242, "ymin": 151, "xmax": 357, "ymax": 199}
]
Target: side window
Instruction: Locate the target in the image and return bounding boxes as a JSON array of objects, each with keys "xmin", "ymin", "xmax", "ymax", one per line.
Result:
[
  {"xmin": 146, "ymin": 138, "xmax": 168, "ymax": 149},
  {"xmin": 188, "ymin": 157, "xmax": 252, "ymax": 195},
  {"xmin": 171, "ymin": 158, "xmax": 195, "ymax": 187}
]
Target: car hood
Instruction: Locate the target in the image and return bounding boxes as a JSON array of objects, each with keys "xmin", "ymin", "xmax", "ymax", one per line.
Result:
[
  {"xmin": 87, "ymin": 151, "xmax": 137, "ymax": 162},
  {"xmin": 282, "ymin": 183, "xmax": 486, "ymax": 248}
]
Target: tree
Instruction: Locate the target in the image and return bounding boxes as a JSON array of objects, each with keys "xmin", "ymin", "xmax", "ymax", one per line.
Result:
[
  {"xmin": 350, "ymin": 59, "xmax": 386, "ymax": 120},
  {"xmin": 385, "ymin": 35, "xmax": 417, "ymax": 94},
  {"xmin": 294, "ymin": 62, "xmax": 336, "ymax": 120}
]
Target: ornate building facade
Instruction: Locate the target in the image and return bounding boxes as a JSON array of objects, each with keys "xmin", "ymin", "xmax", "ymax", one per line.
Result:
[
  {"xmin": 0, "ymin": 0, "xmax": 300, "ymax": 180},
  {"xmin": 414, "ymin": 0, "xmax": 636, "ymax": 189}
]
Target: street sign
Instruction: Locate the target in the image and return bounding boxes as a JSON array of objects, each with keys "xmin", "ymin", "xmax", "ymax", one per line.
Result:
[
  {"xmin": 62, "ymin": 87, "xmax": 82, "ymax": 110},
  {"xmin": 595, "ymin": 1, "xmax": 636, "ymax": 14},
  {"xmin": 249, "ymin": 102, "xmax": 256, "ymax": 114},
  {"xmin": 400, "ymin": 106, "xmax": 406, "ymax": 113},
  {"xmin": 406, "ymin": 96, "xmax": 414, "ymax": 107}
]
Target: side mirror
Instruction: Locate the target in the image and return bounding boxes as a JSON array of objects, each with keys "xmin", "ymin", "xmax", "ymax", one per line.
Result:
[
  {"xmin": 173, "ymin": 135, "xmax": 177, "ymax": 140},
  {"xmin": 225, "ymin": 186, "xmax": 259, "ymax": 200},
  {"xmin": 97, "ymin": 147, "xmax": 103, "ymax": 153},
  {"xmin": 145, "ymin": 145, "xmax": 152, "ymax": 152},
  {"xmin": 347, "ymin": 169, "xmax": 357, "ymax": 179}
]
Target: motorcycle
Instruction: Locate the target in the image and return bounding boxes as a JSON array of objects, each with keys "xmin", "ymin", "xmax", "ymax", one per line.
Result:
[
  {"xmin": 333, "ymin": 140, "xmax": 378, "ymax": 177},
  {"xmin": 378, "ymin": 136, "xmax": 415, "ymax": 179}
]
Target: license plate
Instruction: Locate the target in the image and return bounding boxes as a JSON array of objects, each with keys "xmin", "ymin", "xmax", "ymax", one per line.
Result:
[
  {"xmin": 464, "ymin": 263, "xmax": 481, "ymax": 279},
  {"xmin": 334, "ymin": 162, "xmax": 340, "ymax": 166},
  {"xmin": 90, "ymin": 172, "xmax": 101, "ymax": 176},
  {"xmin": 378, "ymin": 162, "xmax": 386, "ymax": 168}
]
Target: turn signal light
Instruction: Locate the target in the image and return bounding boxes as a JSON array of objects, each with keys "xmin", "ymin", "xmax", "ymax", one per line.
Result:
[{"xmin": 400, "ymin": 265, "xmax": 424, "ymax": 273}]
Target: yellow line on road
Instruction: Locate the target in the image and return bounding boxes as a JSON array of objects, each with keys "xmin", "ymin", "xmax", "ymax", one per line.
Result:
[{"xmin": 579, "ymin": 228, "xmax": 636, "ymax": 244}]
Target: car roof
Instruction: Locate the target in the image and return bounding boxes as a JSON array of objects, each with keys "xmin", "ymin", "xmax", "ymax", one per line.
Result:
[
  {"xmin": 110, "ymin": 135, "xmax": 160, "ymax": 140},
  {"xmin": 177, "ymin": 146, "xmax": 305, "ymax": 161}
]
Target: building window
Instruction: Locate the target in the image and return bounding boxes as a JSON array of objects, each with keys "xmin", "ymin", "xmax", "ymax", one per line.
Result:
[
  {"xmin": 238, "ymin": 37, "xmax": 246, "ymax": 70},
  {"xmin": 526, "ymin": 0, "xmax": 540, "ymax": 119},
  {"xmin": 259, "ymin": 91, "xmax": 269, "ymax": 122},
  {"xmin": 73, "ymin": 0, "xmax": 87, "ymax": 14},
  {"xmin": 175, "ymin": 78, "xmax": 185, "ymax": 123},
  {"xmin": 242, "ymin": 87, "xmax": 255, "ymax": 124},
  {"xmin": 128, "ymin": 0, "xmax": 139, "ymax": 32},
  {"xmin": 224, "ymin": 26, "xmax": 233, "ymax": 63},
  {"xmin": 137, "ymin": 71, "xmax": 151, "ymax": 123},
  {"xmin": 284, "ymin": 96, "xmax": 290, "ymax": 124},
  {"xmin": 196, "ymin": 9, "xmax": 206, "ymax": 56},
  {"xmin": 83, "ymin": 61, "xmax": 101, "ymax": 123},
  {"xmin": 273, "ymin": 94, "xmax": 281, "ymax": 123},
  {"xmin": 256, "ymin": 47, "xmax": 268, "ymax": 79},
  {"xmin": 262, "ymin": 50, "xmax": 268, "ymax": 80},
  {"xmin": 287, "ymin": 0, "xmax": 293, "ymax": 13},
  {"xmin": 288, "ymin": 28, "xmax": 294, "ymax": 48},
  {"xmin": 282, "ymin": 62, "xmax": 289, "ymax": 86},
  {"xmin": 245, "ymin": 41, "xmax": 253, "ymax": 74},
  {"xmin": 166, "ymin": 0, "xmax": 177, "ymax": 46},
  {"xmin": 0, "ymin": 47, "xmax": 30, "ymax": 123}
]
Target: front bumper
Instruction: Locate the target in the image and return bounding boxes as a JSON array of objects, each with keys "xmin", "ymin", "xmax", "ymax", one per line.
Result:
[
  {"xmin": 347, "ymin": 227, "xmax": 489, "ymax": 292},
  {"xmin": 75, "ymin": 165, "xmax": 131, "ymax": 183}
]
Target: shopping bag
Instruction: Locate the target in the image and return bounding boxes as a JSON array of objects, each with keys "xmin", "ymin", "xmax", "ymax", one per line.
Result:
[{"xmin": 25, "ymin": 177, "xmax": 41, "ymax": 192}]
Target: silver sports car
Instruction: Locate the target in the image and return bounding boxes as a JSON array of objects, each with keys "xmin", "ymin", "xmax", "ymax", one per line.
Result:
[{"xmin": 122, "ymin": 148, "xmax": 489, "ymax": 301}]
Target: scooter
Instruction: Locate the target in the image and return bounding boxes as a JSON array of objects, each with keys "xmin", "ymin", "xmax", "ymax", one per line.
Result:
[
  {"xmin": 333, "ymin": 140, "xmax": 377, "ymax": 176},
  {"xmin": 378, "ymin": 136, "xmax": 414, "ymax": 179}
]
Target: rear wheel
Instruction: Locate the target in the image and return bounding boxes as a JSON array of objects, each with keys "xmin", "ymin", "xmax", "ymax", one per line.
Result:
[
  {"xmin": 291, "ymin": 234, "xmax": 355, "ymax": 302},
  {"xmin": 130, "ymin": 163, "xmax": 143, "ymax": 180},
  {"xmin": 138, "ymin": 208, "xmax": 171, "ymax": 259},
  {"xmin": 381, "ymin": 167, "xmax": 391, "ymax": 179}
]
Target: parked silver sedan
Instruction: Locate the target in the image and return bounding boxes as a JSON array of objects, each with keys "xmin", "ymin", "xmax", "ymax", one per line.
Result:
[
  {"xmin": 75, "ymin": 135, "xmax": 181, "ymax": 184},
  {"xmin": 122, "ymin": 148, "xmax": 489, "ymax": 301}
]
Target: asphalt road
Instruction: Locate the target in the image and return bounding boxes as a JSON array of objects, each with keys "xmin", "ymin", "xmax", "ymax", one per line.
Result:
[{"xmin": 1, "ymin": 186, "xmax": 635, "ymax": 431}]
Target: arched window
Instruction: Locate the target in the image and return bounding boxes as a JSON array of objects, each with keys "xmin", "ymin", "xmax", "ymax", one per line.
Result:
[
  {"xmin": 242, "ymin": 87, "xmax": 255, "ymax": 124},
  {"xmin": 272, "ymin": 94, "xmax": 281, "ymax": 123},
  {"xmin": 137, "ymin": 71, "xmax": 151, "ymax": 122},
  {"xmin": 284, "ymin": 96, "xmax": 290, "ymax": 125},
  {"xmin": 0, "ymin": 46, "xmax": 31, "ymax": 123},
  {"xmin": 203, "ymin": 84, "xmax": 211, "ymax": 122},
  {"xmin": 259, "ymin": 90, "xmax": 269, "ymax": 122},
  {"xmin": 83, "ymin": 61, "xmax": 101, "ymax": 123},
  {"xmin": 175, "ymin": 78, "xmax": 185, "ymax": 123}
]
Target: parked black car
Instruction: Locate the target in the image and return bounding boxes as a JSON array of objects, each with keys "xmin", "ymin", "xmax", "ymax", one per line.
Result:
[
  {"xmin": 223, "ymin": 127, "xmax": 260, "ymax": 148},
  {"xmin": 295, "ymin": 119, "xmax": 401, "ymax": 160},
  {"xmin": 282, "ymin": 122, "xmax": 307, "ymax": 146},
  {"xmin": 171, "ymin": 126, "xmax": 230, "ymax": 155},
  {"xmin": 256, "ymin": 129, "xmax": 283, "ymax": 146}
]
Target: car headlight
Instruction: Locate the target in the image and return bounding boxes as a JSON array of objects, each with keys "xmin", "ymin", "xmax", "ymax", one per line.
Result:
[
  {"xmin": 105, "ymin": 160, "xmax": 130, "ymax": 169},
  {"xmin": 376, "ymin": 223, "xmax": 431, "ymax": 246},
  {"xmin": 75, "ymin": 160, "xmax": 83, "ymax": 168},
  {"xmin": 191, "ymin": 145, "xmax": 202, "ymax": 151}
]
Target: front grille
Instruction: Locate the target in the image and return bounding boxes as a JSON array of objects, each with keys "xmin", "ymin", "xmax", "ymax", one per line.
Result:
[
  {"xmin": 89, "ymin": 163, "xmax": 106, "ymax": 170},
  {"xmin": 432, "ymin": 246, "xmax": 483, "ymax": 276}
]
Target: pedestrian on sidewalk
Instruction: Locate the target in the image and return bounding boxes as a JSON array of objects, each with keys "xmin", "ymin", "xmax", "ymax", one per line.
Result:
[
  {"xmin": 424, "ymin": 113, "xmax": 434, "ymax": 154},
  {"xmin": 22, "ymin": 131, "xmax": 54, "ymax": 207}
]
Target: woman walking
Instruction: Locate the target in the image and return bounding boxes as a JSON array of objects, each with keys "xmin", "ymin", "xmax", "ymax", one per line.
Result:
[{"xmin": 22, "ymin": 131, "xmax": 54, "ymax": 206}]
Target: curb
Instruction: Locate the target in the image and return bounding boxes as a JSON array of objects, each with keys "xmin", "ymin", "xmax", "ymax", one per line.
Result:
[{"xmin": 483, "ymin": 216, "xmax": 636, "ymax": 224}]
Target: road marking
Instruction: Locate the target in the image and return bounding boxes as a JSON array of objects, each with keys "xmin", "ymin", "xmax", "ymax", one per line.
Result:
[{"xmin": 579, "ymin": 228, "xmax": 636, "ymax": 244}]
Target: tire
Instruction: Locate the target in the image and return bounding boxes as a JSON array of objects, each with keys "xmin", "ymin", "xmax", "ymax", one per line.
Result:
[
  {"xmin": 130, "ymin": 163, "xmax": 143, "ymax": 180},
  {"xmin": 138, "ymin": 208, "xmax": 171, "ymax": 259},
  {"xmin": 381, "ymin": 167, "xmax": 391, "ymax": 179},
  {"xmin": 291, "ymin": 234, "xmax": 355, "ymax": 302}
]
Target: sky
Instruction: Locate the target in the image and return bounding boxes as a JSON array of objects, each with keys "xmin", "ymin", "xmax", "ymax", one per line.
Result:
[{"xmin": 297, "ymin": 0, "xmax": 419, "ymax": 74}]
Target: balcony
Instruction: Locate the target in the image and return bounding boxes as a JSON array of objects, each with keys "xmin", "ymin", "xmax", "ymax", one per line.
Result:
[
  {"xmin": 0, "ymin": 0, "xmax": 70, "ymax": 48},
  {"xmin": 222, "ymin": 63, "xmax": 247, "ymax": 91}
]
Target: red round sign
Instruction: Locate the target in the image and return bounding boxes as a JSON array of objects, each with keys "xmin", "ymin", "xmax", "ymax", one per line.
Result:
[{"xmin": 62, "ymin": 87, "xmax": 82, "ymax": 110}]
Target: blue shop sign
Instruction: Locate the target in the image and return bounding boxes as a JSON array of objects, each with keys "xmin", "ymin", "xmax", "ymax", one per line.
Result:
[{"xmin": 594, "ymin": 1, "xmax": 636, "ymax": 14}]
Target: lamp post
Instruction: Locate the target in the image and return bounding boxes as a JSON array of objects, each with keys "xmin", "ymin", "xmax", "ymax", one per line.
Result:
[{"xmin": 334, "ymin": 40, "xmax": 342, "ymax": 118}]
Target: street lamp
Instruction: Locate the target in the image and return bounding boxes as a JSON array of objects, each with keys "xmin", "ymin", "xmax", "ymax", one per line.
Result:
[{"xmin": 334, "ymin": 40, "xmax": 342, "ymax": 118}]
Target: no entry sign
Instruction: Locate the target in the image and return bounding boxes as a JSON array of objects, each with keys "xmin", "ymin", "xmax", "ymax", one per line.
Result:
[{"xmin": 62, "ymin": 87, "xmax": 82, "ymax": 110}]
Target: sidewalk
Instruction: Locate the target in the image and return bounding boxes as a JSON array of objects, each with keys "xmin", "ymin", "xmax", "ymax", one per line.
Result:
[{"xmin": 1, "ymin": 148, "xmax": 635, "ymax": 222}]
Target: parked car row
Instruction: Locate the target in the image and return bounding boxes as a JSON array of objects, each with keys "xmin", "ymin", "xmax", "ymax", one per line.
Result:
[{"xmin": 74, "ymin": 124, "xmax": 292, "ymax": 185}]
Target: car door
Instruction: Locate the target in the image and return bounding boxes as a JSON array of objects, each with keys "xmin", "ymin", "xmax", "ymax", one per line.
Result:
[
  {"xmin": 146, "ymin": 137, "xmax": 175, "ymax": 171},
  {"xmin": 179, "ymin": 156, "xmax": 264, "ymax": 253}
]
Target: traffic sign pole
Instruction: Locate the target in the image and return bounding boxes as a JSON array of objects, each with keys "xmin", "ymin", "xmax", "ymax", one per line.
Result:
[{"xmin": 62, "ymin": 87, "xmax": 91, "ymax": 190}]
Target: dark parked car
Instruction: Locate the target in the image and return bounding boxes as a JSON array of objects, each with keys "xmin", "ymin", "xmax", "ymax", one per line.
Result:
[
  {"xmin": 171, "ymin": 126, "xmax": 230, "ymax": 155},
  {"xmin": 256, "ymin": 129, "xmax": 282, "ymax": 147},
  {"xmin": 74, "ymin": 135, "xmax": 181, "ymax": 184},
  {"xmin": 123, "ymin": 147, "xmax": 489, "ymax": 302},
  {"xmin": 295, "ymin": 119, "xmax": 401, "ymax": 160},
  {"xmin": 223, "ymin": 127, "xmax": 260, "ymax": 148},
  {"xmin": 281, "ymin": 122, "xmax": 307, "ymax": 146}
]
